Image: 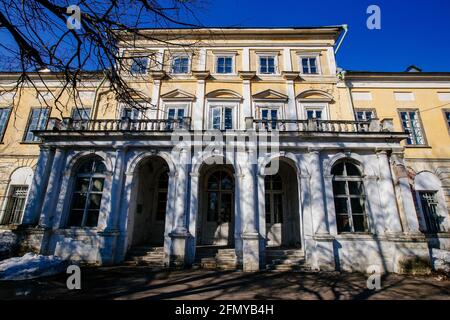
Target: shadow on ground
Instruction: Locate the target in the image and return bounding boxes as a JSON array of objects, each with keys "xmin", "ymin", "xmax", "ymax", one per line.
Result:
[{"xmin": 0, "ymin": 266, "xmax": 449, "ymax": 300}]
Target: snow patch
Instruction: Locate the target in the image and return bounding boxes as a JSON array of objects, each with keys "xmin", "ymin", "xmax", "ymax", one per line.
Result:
[
  {"xmin": 0, "ymin": 253, "xmax": 70, "ymax": 281},
  {"xmin": 431, "ymin": 248, "xmax": 450, "ymax": 273}
]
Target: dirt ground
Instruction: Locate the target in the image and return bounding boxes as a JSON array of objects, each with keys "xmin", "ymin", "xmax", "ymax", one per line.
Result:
[{"xmin": 0, "ymin": 266, "xmax": 449, "ymax": 300}]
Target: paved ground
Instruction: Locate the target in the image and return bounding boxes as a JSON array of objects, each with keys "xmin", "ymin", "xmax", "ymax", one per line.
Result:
[{"xmin": 0, "ymin": 266, "xmax": 449, "ymax": 300}]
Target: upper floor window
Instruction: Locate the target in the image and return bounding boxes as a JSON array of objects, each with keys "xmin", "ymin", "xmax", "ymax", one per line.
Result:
[
  {"xmin": 260, "ymin": 107, "xmax": 279, "ymax": 129},
  {"xmin": 24, "ymin": 108, "xmax": 49, "ymax": 142},
  {"xmin": 355, "ymin": 110, "xmax": 376, "ymax": 121},
  {"xmin": 216, "ymin": 56, "xmax": 233, "ymax": 74},
  {"xmin": 303, "ymin": 104, "xmax": 328, "ymax": 120},
  {"xmin": 166, "ymin": 105, "xmax": 186, "ymax": 129},
  {"xmin": 72, "ymin": 107, "xmax": 91, "ymax": 121},
  {"xmin": 121, "ymin": 106, "xmax": 141, "ymax": 120},
  {"xmin": 301, "ymin": 57, "xmax": 319, "ymax": 74},
  {"xmin": 399, "ymin": 110, "xmax": 426, "ymax": 145},
  {"xmin": 259, "ymin": 56, "xmax": 276, "ymax": 74},
  {"xmin": 444, "ymin": 110, "xmax": 450, "ymax": 134},
  {"xmin": 332, "ymin": 160, "xmax": 368, "ymax": 233},
  {"xmin": 130, "ymin": 57, "xmax": 149, "ymax": 75},
  {"xmin": 68, "ymin": 157, "xmax": 106, "ymax": 228},
  {"xmin": 171, "ymin": 55, "xmax": 190, "ymax": 74},
  {"xmin": 0, "ymin": 107, "xmax": 11, "ymax": 141},
  {"xmin": 210, "ymin": 105, "xmax": 233, "ymax": 130}
]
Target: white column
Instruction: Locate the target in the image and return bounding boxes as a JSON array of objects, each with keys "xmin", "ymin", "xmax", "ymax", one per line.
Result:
[
  {"xmin": 392, "ymin": 151, "xmax": 421, "ymax": 234},
  {"xmin": 150, "ymin": 79, "xmax": 161, "ymax": 119},
  {"xmin": 198, "ymin": 48, "xmax": 206, "ymax": 70},
  {"xmin": 22, "ymin": 146, "xmax": 55, "ymax": 225},
  {"xmin": 377, "ymin": 150, "xmax": 403, "ymax": 234},
  {"xmin": 309, "ymin": 148, "xmax": 328, "ymax": 235},
  {"xmin": 193, "ymin": 79, "xmax": 205, "ymax": 130},
  {"xmin": 283, "ymin": 48, "xmax": 292, "ymax": 71},
  {"xmin": 286, "ymin": 80, "xmax": 297, "ymax": 120},
  {"xmin": 243, "ymin": 79, "xmax": 252, "ymax": 124},
  {"xmin": 186, "ymin": 172, "xmax": 199, "ymax": 265},
  {"xmin": 242, "ymin": 48, "xmax": 250, "ymax": 70},
  {"xmin": 39, "ymin": 148, "xmax": 66, "ymax": 227}
]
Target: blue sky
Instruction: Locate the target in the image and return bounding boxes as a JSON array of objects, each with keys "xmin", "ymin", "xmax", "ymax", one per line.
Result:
[{"xmin": 191, "ymin": 0, "xmax": 450, "ymax": 72}]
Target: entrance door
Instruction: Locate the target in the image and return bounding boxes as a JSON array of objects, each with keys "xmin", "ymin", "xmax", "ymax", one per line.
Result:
[
  {"xmin": 265, "ymin": 174, "xmax": 284, "ymax": 247},
  {"xmin": 202, "ymin": 170, "xmax": 234, "ymax": 245}
]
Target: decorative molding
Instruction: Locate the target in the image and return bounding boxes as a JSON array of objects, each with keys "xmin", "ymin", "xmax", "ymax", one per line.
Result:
[
  {"xmin": 281, "ymin": 71, "xmax": 300, "ymax": 81},
  {"xmin": 252, "ymin": 89, "xmax": 288, "ymax": 102},
  {"xmin": 160, "ymin": 89, "xmax": 196, "ymax": 101},
  {"xmin": 149, "ymin": 70, "xmax": 166, "ymax": 80},
  {"xmin": 238, "ymin": 71, "xmax": 256, "ymax": 80},
  {"xmin": 192, "ymin": 70, "xmax": 210, "ymax": 80}
]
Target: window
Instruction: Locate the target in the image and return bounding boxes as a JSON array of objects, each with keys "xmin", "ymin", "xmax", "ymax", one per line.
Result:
[
  {"xmin": 155, "ymin": 169, "xmax": 169, "ymax": 221},
  {"xmin": 302, "ymin": 103, "xmax": 328, "ymax": 120},
  {"xmin": 355, "ymin": 110, "xmax": 375, "ymax": 121},
  {"xmin": 71, "ymin": 108, "xmax": 91, "ymax": 120},
  {"xmin": 419, "ymin": 192, "xmax": 444, "ymax": 233},
  {"xmin": 332, "ymin": 160, "xmax": 368, "ymax": 233},
  {"xmin": 206, "ymin": 170, "xmax": 233, "ymax": 223},
  {"xmin": 130, "ymin": 57, "xmax": 149, "ymax": 75},
  {"xmin": 265, "ymin": 174, "xmax": 283, "ymax": 225},
  {"xmin": 301, "ymin": 57, "xmax": 318, "ymax": 74},
  {"xmin": 306, "ymin": 109, "xmax": 323, "ymax": 120},
  {"xmin": 216, "ymin": 56, "xmax": 233, "ymax": 74},
  {"xmin": 1, "ymin": 186, "xmax": 28, "ymax": 225},
  {"xmin": 68, "ymin": 158, "xmax": 106, "ymax": 228},
  {"xmin": 399, "ymin": 110, "xmax": 425, "ymax": 145},
  {"xmin": 167, "ymin": 106, "xmax": 186, "ymax": 129},
  {"xmin": 444, "ymin": 110, "xmax": 450, "ymax": 133},
  {"xmin": 121, "ymin": 106, "xmax": 141, "ymax": 120},
  {"xmin": 24, "ymin": 108, "xmax": 49, "ymax": 142},
  {"xmin": 171, "ymin": 55, "xmax": 190, "ymax": 74},
  {"xmin": 260, "ymin": 108, "xmax": 279, "ymax": 129},
  {"xmin": 259, "ymin": 56, "xmax": 276, "ymax": 74},
  {"xmin": 210, "ymin": 106, "xmax": 233, "ymax": 130},
  {"xmin": 0, "ymin": 107, "xmax": 11, "ymax": 141}
]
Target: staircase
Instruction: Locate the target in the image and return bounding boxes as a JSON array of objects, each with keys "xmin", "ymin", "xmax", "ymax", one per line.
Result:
[
  {"xmin": 265, "ymin": 248, "xmax": 310, "ymax": 272},
  {"xmin": 194, "ymin": 246, "xmax": 238, "ymax": 271},
  {"xmin": 124, "ymin": 246, "xmax": 166, "ymax": 268}
]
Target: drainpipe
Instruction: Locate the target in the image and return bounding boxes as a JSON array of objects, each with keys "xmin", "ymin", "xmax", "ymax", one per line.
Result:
[
  {"xmin": 339, "ymin": 70, "xmax": 358, "ymax": 121},
  {"xmin": 334, "ymin": 24, "xmax": 348, "ymax": 55},
  {"xmin": 92, "ymin": 70, "xmax": 108, "ymax": 120}
]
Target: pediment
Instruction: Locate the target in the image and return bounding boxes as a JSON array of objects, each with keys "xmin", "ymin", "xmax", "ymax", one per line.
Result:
[
  {"xmin": 297, "ymin": 90, "xmax": 333, "ymax": 102},
  {"xmin": 160, "ymin": 89, "xmax": 196, "ymax": 101},
  {"xmin": 205, "ymin": 89, "xmax": 242, "ymax": 100},
  {"xmin": 252, "ymin": 89, "xmax": 288, "ymax": 102}
]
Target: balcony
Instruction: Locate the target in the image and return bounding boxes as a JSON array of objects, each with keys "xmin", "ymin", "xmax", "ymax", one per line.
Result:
[{"xmin": 44, "ymin": 117, "xmax": 395, "ymax": 134}]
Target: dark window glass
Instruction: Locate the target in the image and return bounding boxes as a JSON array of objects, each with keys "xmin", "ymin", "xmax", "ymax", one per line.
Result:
[
  {"xmin": 0, "ymin": 108, "xmax": 11, "ymax": 141},
  {"xmin": 130, "ymin": 57, "xmax": 148, "ymax": 75},
  {"xmin": 24, "ymin": 108, "xmax": 49, "ymax": 142},
  {"xmin": 1, "ymin": 186, "xmax": 28, "ymax": 225},
  {"xmin": 419, "ymin": 192, "xmax": 444, "ymax": 233}
]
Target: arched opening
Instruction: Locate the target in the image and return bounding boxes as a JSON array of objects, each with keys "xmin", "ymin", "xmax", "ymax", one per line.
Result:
[
  {"xmin": 130, "ymin": 156, "xmax": 169, "ymax": 246},
  {"xmin": 264, "ymin": 159, "xmax": 301, "ymax": 248},
  {"xmin": 0, "ymin": 166, "xmax": 33, "ymax": 225},
  {"xmin": 198, "ymin": 164, "xmax": 235, "ymax": 246}
]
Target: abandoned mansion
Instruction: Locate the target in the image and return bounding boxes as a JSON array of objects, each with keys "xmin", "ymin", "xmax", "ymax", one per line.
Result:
[{"xmin": 0, "ymin": 27, "xmax": 449, "ymax": 273}]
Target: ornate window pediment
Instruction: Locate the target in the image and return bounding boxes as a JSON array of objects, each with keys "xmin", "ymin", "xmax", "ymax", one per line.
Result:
[
  {"xmin": 252, "ymin": 89, "xmax": 288, "ymax": 102},
  {"xmin": 205, "ymin": 89, "xmax": 242, "ymax": 101},
  {"xmin": 297, "ymin": 90, "xmax": 333, "ymax": 102},
  {"xmin": 160, "ymin": 89, "xmax": 196, "ymax": 101}
]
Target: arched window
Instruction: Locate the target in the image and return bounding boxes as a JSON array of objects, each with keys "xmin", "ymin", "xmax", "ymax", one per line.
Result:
[
  {"xmin": 264, "ymin": 174, "xmax": 283, "ymax": 224},
  {"xmin": 1, "ymin": 167, "xmax": 33, "ymax": 225},
  {"xmin": 155, "ymin": 169, "xmax": 169, "ymax": 221},
  {"xmin": 332, "ymin": 160, "xmax": 368, "ymax": 233},
  {"xmin": 68, "ymin": 157, "xmax": 106, "ymax": 228}
]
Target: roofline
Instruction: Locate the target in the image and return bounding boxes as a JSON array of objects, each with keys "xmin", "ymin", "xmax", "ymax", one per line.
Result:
[
  {"xmin": 344, "ymin": 70, "xmax": 450, "ymax": 81},
  {"xmin": 0, "ymin": 70, "xmax": 105, "ymax": 80}
]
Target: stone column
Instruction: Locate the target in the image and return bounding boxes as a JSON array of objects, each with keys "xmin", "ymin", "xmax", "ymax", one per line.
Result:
[
  {"xmin": 192, "ymin": 71, "xmax": 210, "ymax": 130},
  {"xmin": 22, "ymin": 146, "xmax": 55, "ymax": 226},
  {"xmin": 169, "ymin": 148, "xmax": 191, "ymax": 267},
  {"xmin": 282, "ymin": 72, "xmax": 300, "ymax": 126},
  {"xmin": 186, "ymin": 172, "xmax": 199, "ymax": 265},
  {"xmin": 309, "ymin": 148, "xmax": 328, "ymax": 235},
  {"xmin": 391, "ymin": 151, "xmax": 421, "ymax": 235},
  {"xmin": 149, "ymin": 70, "xmax": 165, "ymax": 119},
  {"xmin": 39, "ymin": 148, "xmax": 66, "ymax": 227},
  {"xmin": 376, "ymin": 150, "xmax": 403, "ymax": 234},
  {"xmin": 240, "ymin": 152, "xmax": 260, "ymax": 271},
  {"xmin": 239, "ymin": 72, "xmax": 256, "ymax": 130}
]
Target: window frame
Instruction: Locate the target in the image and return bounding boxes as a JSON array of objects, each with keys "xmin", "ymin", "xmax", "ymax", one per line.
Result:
[
  {"xmin": 67, "ymin": 158, "xmax": 106, "ymax": 229},
  {"xmin": 208, "ymin": 103, "xmax": 237, "ymax": 130},
  {"xmin": 264, "ymin": 174, "xmax": 284, "ymax": 225},
  {"xmin": 443, "ymin": 108, "xmax": 450, "ymax": 135},
  {"xmin": 0, "ymin": 185, "xmax": 29, "ymax": 225},
  {"xmin": 257, "ymin": 53, "xmax": 278, "ymax": 75},
  {"xmin": 71, "ymin": 107, "xmax": 92, "ymax": 121},
  {"xmin": 0, "ymin": 107, "xmax": 12, "ymax": 142},
  {"xmin": 257, "ymin": 104, "xmax": 282, "ymax": 130},
  {"xmin": 397, "ymin": 108, "xmax": 428, "ymax": 147},
  {"xmin": 354, "ymin": 108, "xmax": 377, "ymax": 121},
  {"xmin": 300, "ymin": 102, "xmax": 329, "ymax": 120},
  {"xmin": 214, "ymin": 53, "xmax": 236, "ymax": 75},
  {"xmin": 171, "ymin": 54, "xmax": 191, "ymax": 75},
  {"xmin": 332, "ymin": 160, "xmax": 369, "ymax": 234},
  {"xmin": 164, "ymin": 103, "xmax": 188, "ymax": 129},
  {"xmin": 299, "ymin": 55, "xmax": 321, "ymax": 75},
  {"xmin": 23, "ymin": 107, "xmax": 50, "ymax": 143},
  {"xmin": 129, "ymin": 56, "xmax": 150, "ymax": 76}
]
